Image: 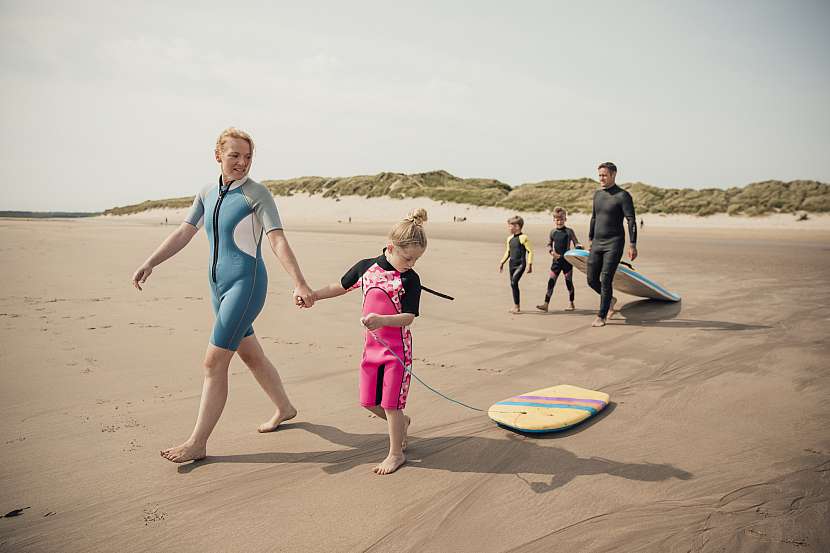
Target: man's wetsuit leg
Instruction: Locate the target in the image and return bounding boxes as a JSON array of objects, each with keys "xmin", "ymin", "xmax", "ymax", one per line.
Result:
[{"xmin": 586, "ymin": 238, "xmax": 624, "ymax": 319}]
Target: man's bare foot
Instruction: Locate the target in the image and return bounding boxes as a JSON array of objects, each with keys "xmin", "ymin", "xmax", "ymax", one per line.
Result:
[
  {"xmin": 257, "ymin": 406, "xmax": 298, "ymax": 433},
  {"xmin": 608, "ymin": 296, "xmax": 618, "ymax": 318},
  {"xmin": 591, "ymin": 316, "xmax": 606, "ymax": 327},
  {"xmin": 402, "ymin": 415, "xmax": 411, "ymax": 451},
  {"xmin": 160, "ymin": 441, "xmax": 206, "ymax": 463},
  {"xmin": 373, "ymin": 453, "xmax": 406, "ymax": 475},
  {"xmin": 535, "ymin": 303, "xmax": 549, "ymax": 312},
  {"xmin": 565, "ymin": 302, "xmax": 575, "ymax": 311},
  {"xmin": 509, "ymin": 306, "xmax": 521, "ymax": 314}
]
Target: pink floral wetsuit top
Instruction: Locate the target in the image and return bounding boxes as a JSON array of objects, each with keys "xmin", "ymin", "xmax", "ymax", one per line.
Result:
[{"xmin": 341, "ymin": 252, "xmax": 421, "ymax": 410}]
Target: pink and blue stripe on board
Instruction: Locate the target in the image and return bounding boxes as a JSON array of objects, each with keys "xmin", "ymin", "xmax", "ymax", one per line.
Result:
[{"xmin": 495, "ymin": 395, "xmax": 608, "ymax": 415}]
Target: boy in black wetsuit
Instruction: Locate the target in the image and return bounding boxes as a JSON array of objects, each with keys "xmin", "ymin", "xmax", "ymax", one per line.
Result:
[
  {"xmin": 536, "ymin": 207, "xmax": 581, "ymax": 312},
  {"xmin": 587, "ymin": 162, "xmax": 638, "ymax": 327},
  {"xmin": 498, "ymin": 215, "xmax": 533, "ymax": 314}
]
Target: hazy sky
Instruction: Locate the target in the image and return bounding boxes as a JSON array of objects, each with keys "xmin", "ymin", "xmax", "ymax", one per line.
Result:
[{"xmin": 1, "ymin": 1, "xmax": 828, "ymax": 211}]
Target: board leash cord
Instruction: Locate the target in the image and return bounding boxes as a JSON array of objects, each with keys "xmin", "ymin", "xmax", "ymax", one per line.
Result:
[{"xmin": 366, "ymin": 330, "xmax": 526, "ymax": 415}]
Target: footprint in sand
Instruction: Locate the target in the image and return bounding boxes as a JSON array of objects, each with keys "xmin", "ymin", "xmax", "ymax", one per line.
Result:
[
  {"xmin": 476, "ymin": 367, "xmax": 504, "ymax": 374},
  {"xmin": 142, "ymin": 505, "xmax": 166, "ymax": 525},
  {"xmin": 122, "ymin": 439, "xmax": 142, "ymax": 453}
]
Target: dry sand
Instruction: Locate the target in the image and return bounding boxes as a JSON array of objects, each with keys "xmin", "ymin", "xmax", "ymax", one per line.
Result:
[{"xmin": 1, "ymin": 199, "xmax": 829, "ymax": 552}]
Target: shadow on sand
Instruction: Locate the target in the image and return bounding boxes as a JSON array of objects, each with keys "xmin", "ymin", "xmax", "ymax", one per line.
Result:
[
  {"xmin": 616, "ymin": 299, "xmax": 769, "ymax": 331},
  {"xmin": 178, "ymin": 416, "xmax": 691, "ymax": 494}
]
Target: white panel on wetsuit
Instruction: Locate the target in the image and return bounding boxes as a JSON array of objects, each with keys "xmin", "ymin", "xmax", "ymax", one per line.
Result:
[{"xmin": 232, "ymin": 213, "xmax": 262, "ymax": 259}]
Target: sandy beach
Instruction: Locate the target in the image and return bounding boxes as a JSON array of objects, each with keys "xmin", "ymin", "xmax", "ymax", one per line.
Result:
[{"xmin": 1, "ymin": 198, "xmax": 828, "ymax": 552}]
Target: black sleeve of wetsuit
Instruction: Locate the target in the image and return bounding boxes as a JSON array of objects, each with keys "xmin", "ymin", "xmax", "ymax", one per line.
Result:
[
  {"xmin": 547, "ymin": 230, "xmax": 554, "ymax": 252},
  {"xmin": 622, "ymin": 190, "xmax": 638, "ymax": 245},
  {"xmin": 567, "ymin": 227, "xmax": 580, "ymax": 248},
  {"xmin": 400, "ymin": 270, "xmax": 422, "ymax": 316},
  {"xmin": 589, "ymin": 190, "xmax": 597, "ymax": 241},
  {"xmin": 340, "ymin": 258, "xmax": 375, "ymax": 290}
]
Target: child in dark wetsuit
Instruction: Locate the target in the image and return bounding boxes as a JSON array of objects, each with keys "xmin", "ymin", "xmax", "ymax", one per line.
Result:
[
  {"xmin": 536, "ymin": 207, "xmax": 581, "ymax": 312},
  {"xmin": 499, "ymin": 215, "xmax": 533, "ymax": 314}
]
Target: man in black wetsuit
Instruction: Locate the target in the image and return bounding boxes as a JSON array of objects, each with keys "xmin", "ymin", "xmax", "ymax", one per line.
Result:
[{"xmin": 587, "ymin": 162, "xmax": 637, "ymax": 327}]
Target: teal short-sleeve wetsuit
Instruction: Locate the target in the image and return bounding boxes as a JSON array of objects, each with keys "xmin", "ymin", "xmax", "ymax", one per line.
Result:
[{"xmin": 184, "ymin": 175, "xmax": 281, "ymax": 351}]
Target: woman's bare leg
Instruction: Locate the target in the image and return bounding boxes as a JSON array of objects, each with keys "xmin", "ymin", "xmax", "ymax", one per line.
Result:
[
  {"xmin": 236, "ymin": 334, "xmax": 297, "ymax": 433},
  {"xmin": 160, "ymin": 344, "xmax": 234, "ymax": 463}
]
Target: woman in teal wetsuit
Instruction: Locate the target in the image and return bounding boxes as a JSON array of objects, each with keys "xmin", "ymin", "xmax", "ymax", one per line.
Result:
[{"xmin": 131, "ymin": 128, "xmax": 315, "ymax": 463}]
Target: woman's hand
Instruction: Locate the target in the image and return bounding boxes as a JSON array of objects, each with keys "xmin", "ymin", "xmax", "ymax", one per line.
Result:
[
  {"xmin": 293, "ymin": 283, "xmax": 315, "ymax": 308},
  {"xmin": 132, "ymin": 264, "xmax": 153, "ymax": 291}
]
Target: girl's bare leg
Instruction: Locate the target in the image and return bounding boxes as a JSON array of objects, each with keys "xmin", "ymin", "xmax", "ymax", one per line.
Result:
[
  {"xmin": 364, "ymin": 405, "xmax": 410, "ymax": 451},
  {"xmin": 236, "ymin": 334, "xmax": 297, "ymax": 432},
  {"xmin": 373, "ymin": 408, "xmax": 408, "ymax": 475},
  {"xmin": 161, "ymin": 344, "xmax": 234, "ymax": 463}
]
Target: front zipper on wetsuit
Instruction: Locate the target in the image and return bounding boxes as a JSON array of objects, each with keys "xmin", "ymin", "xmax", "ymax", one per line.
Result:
[{"xmin": 211, "ymin": 182, "xmax": 231, "ymax": 283}]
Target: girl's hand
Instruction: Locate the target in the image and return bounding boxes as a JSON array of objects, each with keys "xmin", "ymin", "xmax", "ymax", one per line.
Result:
[
  {"xmin": 527, "ymin": 264, "xmax": 533, "ymax": 274},
  {"xmin": 361, "ymin": 313, "xmax": 383, "ymax": 330},
  {"xmin": 132, "ymin": 264, "xmax": 153, "ymax": 291},
  {"xmin": 498, "ymin": 263, "xmax": 504, "ymax": 273}
]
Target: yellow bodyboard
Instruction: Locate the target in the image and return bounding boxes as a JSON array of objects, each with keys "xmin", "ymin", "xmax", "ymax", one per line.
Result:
[{"xmin": 488, "ymin": 384, "xmax": 609, "ymax": 433}]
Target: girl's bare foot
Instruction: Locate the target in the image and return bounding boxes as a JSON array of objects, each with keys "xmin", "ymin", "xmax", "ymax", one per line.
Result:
[
  {"xmin": 257, "ymin": 406, "xmax": 298, "ymax": 433},
  {"xmin": 373, "ymin": 453, "xmax": 406, "ymax": 475},
  {"xmin": 565, "ymin": 302, "xmax": 575, "ymax": 311},
  {"xmin": 535, "ymin": 303, "xmax": 549, "ymax": 312},
  {"xmin": 591, "ymin": 317, "xmax": 606, "ymax": 327},
  {"xmin": 509, "ymin": 306, "xmax": 521, "ymax": 314},
  {"xmin": 402, "ymin": 416, "xmax": 411, "ymax": 451},
  {"xmin": 160, "ymin": 440, "xmax": 206, "ymax": 463}
]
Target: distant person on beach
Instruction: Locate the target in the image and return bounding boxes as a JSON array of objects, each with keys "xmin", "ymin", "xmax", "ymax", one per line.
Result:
[
  {"xmin": 587, "ymin": 162, "xmax": 637, "ymax": 327},
  {"xmin": 536, "ymin": 207, "xmax": 581, "ymax": 312},
  {"xmin": 499, "ymin": 215, "xmax": 533, "ymax": 314},
  {"xmin": 307, "ymin": 209, "xmax": 427, "ymax": 475},
  {"xmin": 640, "ymin": 218, "xmax": 644, "ymax": 230},
  {"xmin": 131, "ymin": 127, "xmax": 314, "ymax": 463}
]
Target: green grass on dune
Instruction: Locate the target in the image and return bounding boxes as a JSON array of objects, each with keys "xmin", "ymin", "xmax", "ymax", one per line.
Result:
[{"xmin": 104, "ymin": 171, "xmax": 829, "ymax": 217}]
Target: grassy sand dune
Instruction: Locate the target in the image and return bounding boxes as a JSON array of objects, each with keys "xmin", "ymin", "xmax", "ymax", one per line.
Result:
[{"xmin": 103, "ymin": 170, "xmax": 829, "ymax": 218}]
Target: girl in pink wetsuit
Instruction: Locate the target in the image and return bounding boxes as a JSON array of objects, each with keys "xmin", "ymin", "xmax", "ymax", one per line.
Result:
[{"xmin": 309, "ymin": 209, "xmax": 427, "ymax": 475}]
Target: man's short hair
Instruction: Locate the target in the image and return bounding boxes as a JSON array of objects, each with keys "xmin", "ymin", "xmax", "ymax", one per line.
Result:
[
  {"xmin": 507, "ymin": 215, "xmax": 524, "ymax": 228},
  {"xmin": 598, "ymin": 161, "xmax": 617, "ymax": 173}
]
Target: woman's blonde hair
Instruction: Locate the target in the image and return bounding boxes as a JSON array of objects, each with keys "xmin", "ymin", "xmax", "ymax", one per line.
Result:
[
  {"xmin": 215, "ymin": 127, "xmax": 255, "ymax": 155},
  {"xmin": 388, "ymin": 208, "xmax": 428, "ymax": 249}
]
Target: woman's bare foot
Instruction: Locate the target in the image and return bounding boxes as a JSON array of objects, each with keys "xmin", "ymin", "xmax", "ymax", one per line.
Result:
[
  {"xmin": 509, "ymin": 306, "xmax": 521, "ymax": 314},
  {"xmin": 565, "ymin": 302, "xmax": 575, "ymax": 311},
  {"xmin": 373, "ymin": 453, "xmax": 406, "ymax": 475},
  {"xmin": 160, "ymin": 440, "xmax": 206, "ymax": 463},
  {"xmin": 535, "ymin": 303, "xmax": 549, "ymax": 312},
  {"xmin": 402, "ymin": 416, "xmax": 411, "ymax": 451},
  {"xmin": 591, "ymin": 316, "xmax": 607, "ymax": 327},
  {"xmin": 257, "ymin": 406, "xmax": 298, "ymax": 433}
]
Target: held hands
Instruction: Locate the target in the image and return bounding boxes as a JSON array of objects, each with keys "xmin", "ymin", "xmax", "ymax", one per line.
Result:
[
  {"xmin": 629, "ymin": 245, "xmax": 638, "ymax": 261},
  {"xmin": 131, "ymin": 264, "xmax": 153, "ymax": 291},
  {"xmin": 361, "ymin": 313, "xmax": 383, "ymax": 330},
  {"xmin": 293, "ymin": 283, "xmax": 315, "ymax": 308}
]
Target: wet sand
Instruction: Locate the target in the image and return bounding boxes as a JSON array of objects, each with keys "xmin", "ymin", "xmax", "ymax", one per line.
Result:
[{"xmin": 0, "ymin": 211, "xmax": 828, "ymax": 552}]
